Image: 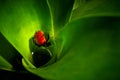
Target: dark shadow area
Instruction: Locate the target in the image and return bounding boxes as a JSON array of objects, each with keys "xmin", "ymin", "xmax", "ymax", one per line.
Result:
[
  {"xmin": 32, "ymin": 48, "xmax": 52, "ymax": 68},
  {"xmin": 0, "ymin": 69, "xmax": 45, "ymax": 80}
]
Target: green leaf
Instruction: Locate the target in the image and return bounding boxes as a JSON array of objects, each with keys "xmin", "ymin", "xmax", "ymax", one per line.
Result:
[
  {"xmin": 0, "ymin": 56, "xmax": 12, "ymax": 70},
  {"xmin": 0, "ymin": 32, "xmax": 24, "ymax": 70},
  {"xmin": 47, "ymin": 0, "xmax": 75, "ymax": 34},
  {"xmin": 34, "ymin": 0, "xmax": 53, "ymax": 36},
  {"xmin": 23, "ymin": 17, "xmax": 120, "ymax": 80},
  {"xmin": 70, "ymin": 0, "xmax": 120, "ymax": 21},
  {"xmin": 0, "ymin": 0, "xmax": 52, "ymax": 64}
]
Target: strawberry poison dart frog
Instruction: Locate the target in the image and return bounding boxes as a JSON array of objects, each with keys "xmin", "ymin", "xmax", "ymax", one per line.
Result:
[{"xmin": 34, "ymin": 30, "xmax": 50, "ymax": 46}]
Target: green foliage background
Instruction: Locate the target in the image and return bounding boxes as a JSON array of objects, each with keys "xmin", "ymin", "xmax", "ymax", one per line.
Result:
[{"xmin": 0, "ymin": 0, "xmax": 120, "ymax": 80}]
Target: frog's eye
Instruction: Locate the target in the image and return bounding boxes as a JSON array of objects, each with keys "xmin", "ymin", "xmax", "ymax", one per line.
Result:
[{"xmin": 34, "ymin": 30, "xmax": 46, "ymax": 46}]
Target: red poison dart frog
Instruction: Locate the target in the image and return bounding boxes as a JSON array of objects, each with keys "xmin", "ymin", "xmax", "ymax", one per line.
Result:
[{"xmin": 34, "ymin": 30, "xmax": 50, "ymax": 47}]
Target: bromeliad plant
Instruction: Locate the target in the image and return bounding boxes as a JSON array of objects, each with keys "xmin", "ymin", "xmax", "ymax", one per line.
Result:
[{"xmin": 0, "ymin": 0, "xmax": 120, "ymax": 80}]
